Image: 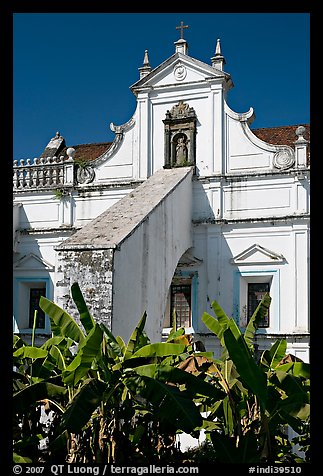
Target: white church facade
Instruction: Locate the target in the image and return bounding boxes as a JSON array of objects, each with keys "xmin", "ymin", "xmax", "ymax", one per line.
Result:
[{"xmin": 13, "ymin": 32, "xmax": 310, "ymax": 361}]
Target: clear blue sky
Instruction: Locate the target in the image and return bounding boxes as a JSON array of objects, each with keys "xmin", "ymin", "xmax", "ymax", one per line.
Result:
[{"xmin": 13, "ymin": 13, "xmax": 310, "ymax": 162}]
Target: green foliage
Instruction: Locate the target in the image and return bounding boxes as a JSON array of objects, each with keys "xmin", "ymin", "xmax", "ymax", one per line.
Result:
[
  {"xmin": 13, "ymin": 288, "xmax": 310, "ymax": 464},
  {"xmin": 201, "ymin": 293, "xmax": 310, "ymax": 463}
]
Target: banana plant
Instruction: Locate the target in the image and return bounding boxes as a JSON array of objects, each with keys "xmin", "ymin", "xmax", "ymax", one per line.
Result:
[
  {"xmin": 199, "ymin": 293, "xmax": 310, "ymax": 463},
  {"xmin": 13, "ymin": 283, "xmax": 223, "ymax": 464}
]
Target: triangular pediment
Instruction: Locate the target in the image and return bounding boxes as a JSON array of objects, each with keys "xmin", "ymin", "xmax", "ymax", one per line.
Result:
[
  {"xmin": 230, "ymin": 244, "xmax": 285, "ymax": 265},
  {"xmin": 13, "ymin": 253, "xmax": 54, "ymax": 271},
  {"xmin": 131, "ymin": 52, "xmax": 228, "ymax": 92}
]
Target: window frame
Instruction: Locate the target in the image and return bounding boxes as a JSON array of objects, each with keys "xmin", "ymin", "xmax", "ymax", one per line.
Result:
[
  {"xmin": 247, "ymin": 282, "xmax": 270, "ymax": 328},
  {"xmin": 233, "ymin": 269, "xmax": 280, "ymax": 334},
  {"xmin": 163, "ymin": 270, "xmax": 198, "ymax": 335},
  {"xmin": 13, "ymin": 277, "xmax": 51, "ymax": 335},
  {"xmin": 170, "ymin": 280, "xmax": 192, "ymax": 329}
]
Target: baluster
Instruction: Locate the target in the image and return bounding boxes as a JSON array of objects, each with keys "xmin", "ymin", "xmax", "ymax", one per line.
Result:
[
  {"xmin": 25, "ymin": 159, "xmax": 32, "ymax": 187},
  {"xmin": 33, "ymin": 158, "xmax": 40, "ymax": 187},
  {"xmin": 13, "ymin": 161, "xmax": 19, "ymax": 188},
  {"xmin": 38, "ymin": 158, "xmax": 46, "ymax": 186},
  {"xmin": 46, "ymin": 158, "xmax": 52, "ymax": 186},
  {"xmin": 19, "ymin": 160, "xmax": 25, "ymax": 188},
  {"xmin": 58, "ymin": 164, "xmax": 64, "ymax": 185}
]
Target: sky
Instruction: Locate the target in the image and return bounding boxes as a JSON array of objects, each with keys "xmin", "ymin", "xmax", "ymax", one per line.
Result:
[{"xmin": 13, "ymin": 12, "xmax": 310, "ymax": 162}]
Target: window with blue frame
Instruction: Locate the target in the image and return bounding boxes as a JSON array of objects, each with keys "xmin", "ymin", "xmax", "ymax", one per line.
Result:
[
  {"xmin": 13, "ymin": 277, "xmax": 51, "ymax": 334},
  {"xmin": 29, "ymin": 287, "xmax": 47, "ymax": 328},
  {"xmin": 247, "ymin": 282, "xmax": 270, "ymax": 327},
  {"xmin": 163, "ymin": 271, "xmax": 198, "ymax": 331},
  {"xmin": 170, "ymin": 281, "xmax": 192, "ymax": 328},
  {"xmin": 233, "ymin": 270, "xmax": 279, "ymax": 333}
]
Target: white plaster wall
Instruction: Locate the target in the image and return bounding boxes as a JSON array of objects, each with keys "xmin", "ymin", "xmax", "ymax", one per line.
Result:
[
  {"xmin": 14, "ymin": 233, "xmax": 61, "ymax": 269},
  {"xmin": 94, "ymin": 118, "xmax": 139, "ymax": 183},
  {"xmin": 112, "ymin": 173, "xmax": 193, "ymax": 342},
  {"xmin": 225, "ymin": 115, "xmax": 273, "ymax": 172},
  {"xmin": 147, "ymin": 84, "xmax": 224, "ymax": 177},
  {"xmin": 191, "ymin": 221, "xmax": 310, "ymax": 339},
  {"xmin": 73, "ymin": 188, "xmax": 135, "ymax": 226},
  {"xmin": 14, "ymin": 193, "xmax": 61, "ymax": 229},
  {"xmin": 13, "ymin": 186, "xmax": 139, "ymax": 231},
  {"xmin": 13, "ymin": 203, "xmax": 22, "ymax": 251},
  {"xmin": 192, "ymin": 175, "xmax": 308, "ymax": 222}
]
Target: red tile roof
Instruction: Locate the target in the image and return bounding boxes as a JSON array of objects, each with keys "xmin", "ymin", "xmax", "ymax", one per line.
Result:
[
  {"xmin": 61, "ymin": 142, "xmax": 112, "ymax": 162},
  {"xmin": 252, "ymin": 124, "xmax": 310, "ymax": 148}
]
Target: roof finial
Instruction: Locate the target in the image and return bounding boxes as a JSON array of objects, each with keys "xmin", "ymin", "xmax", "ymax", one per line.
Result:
[
  {"xmin": 174, "ymin": 21, "xmax": 189, "ymax": 55},
  {"xmin": 143, "ymin": 49, "xmax": 150, "ymax": 66},
  {"xmin": 138, "ymin": 49, "xmax": 152, "ymax": 79},
  {"xmin": 211, "ymin": 38, "xmax": 226, "ymax": 70},
  {"xmin": 176, "ymin": 21, "xmax": 189, "ymax": 40},
  {"xmin": 215, "ymin": 38, "xmax": 221, "ymax": 55}
]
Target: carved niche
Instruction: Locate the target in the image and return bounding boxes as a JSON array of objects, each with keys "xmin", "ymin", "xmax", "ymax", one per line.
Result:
[{"xmin": 163, "ymin": 100, "xmax": 197, "ymax": 168}]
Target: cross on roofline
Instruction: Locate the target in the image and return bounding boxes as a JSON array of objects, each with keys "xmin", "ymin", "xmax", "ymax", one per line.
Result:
[{"xmin": 176, "ymin": 21, "xmax": 189, "ymax": 39}]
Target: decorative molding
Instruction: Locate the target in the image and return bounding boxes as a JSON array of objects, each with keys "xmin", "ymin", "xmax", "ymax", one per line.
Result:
[
  {"xmin": 273, "ymin": 148, "xmax": 295, "ymax": 169},
  {"xmin": 230, "ymin": 244, "xmax": 285, "ymax": 265},
  {"xmin": 167, "ymin": 100, "xmax": 196, "ymax": 120},
  {"xmin": 13, "ymin": 253, "xmax": 55, "ymax": 271},
  {"xmin": 174, "ymin": 63, "xmax": 187, "ymax": 81},
  {"xmin": 76, "ymin": 165, "xmax": 95, "ymax": 184},
  {"xmin": 92, "ymin": 116, "xmax": 135, "ymax": 167},
  {"xmin": 163, "ymin": 101, "xmax": 197, "ymax": 168},
  {"xmin": 224, "ymin": 102, "xmax": 256, "ymax": 125}
]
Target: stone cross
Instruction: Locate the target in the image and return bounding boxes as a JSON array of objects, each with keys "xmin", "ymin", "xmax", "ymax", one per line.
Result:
[{"xmin": 176, "ymin": 21, "xmax": 189, "ymax": 39}]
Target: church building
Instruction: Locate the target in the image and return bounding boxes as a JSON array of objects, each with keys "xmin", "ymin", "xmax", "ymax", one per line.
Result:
[{"xmin": 13, "ymin": 26, "xmax": 310, "ymax": 361}]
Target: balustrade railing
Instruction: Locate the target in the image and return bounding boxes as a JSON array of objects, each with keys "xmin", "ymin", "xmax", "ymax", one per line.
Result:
[{"xmin": 13, "ymin": 156, "xmax": 74, "ymax": 190}]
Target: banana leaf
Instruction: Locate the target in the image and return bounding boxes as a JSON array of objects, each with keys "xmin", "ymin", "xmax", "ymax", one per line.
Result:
[
  {"xmin": 223, "ymin": 322, "xmax": 267, "ymax": 407},
  {"xmin": 13, "ymin": 452, "xmax": 33, "ymax": 463},
  {"xmin": 57, "ymin": 377, "xmax": 107, "ymax": 433},
  {"xmin": 166, "ymin": 327, "xmax": 185, "ymax": 342},
  {"xmin": 49, "ymin": 345, "xmax": 67, "ymax": 371},
  {"xmin": 124, "ymin": 312, "xmax": 147, "ymax": 359},
  {"xmin": 202, "ymin": 302, "xmax": 240, "ymax": 344},
  {"xmin": 210, "ymin": 431, "xmax": 259, "ymax": 463},
  {"xmin": 13, "ymin": 379, "xmax": 67, "ymax": 414},
  {"xmin": 134, "ymin": 363, "xmax": 224, "ymax": 399},
  {"xmin": 210, "ymin": 432, "xmax": 241, "ymax": 463},
  {"xmin": 222, "ymin": 395, "xmax": 234, "ymax": 435},
  {"xmin": 278, "ymin": 397, "xmax": 310, "ymax": 419},
  {"xmin": 100, "ymin": 322, "xmax": 124, "ymax": 358},
  {"xmin": 272, "ymin": 370, "xmax": 309, "ymax": 402},
  {"xmin": 125, "ymin": 374, "xmax": 202, "ymax": 433},
  {"xmin": 13, "ymin": 334, "xmax": 26, "ymax": 350},
  {"xmin": 260, "ymin": 339, "xmax": 287, "ymax": 370},
  {"xmin": 39, "ymin": 296, "xmax": 85, "ymax": 343},
  {"xmin": 116, "ymin": 335, "xmax": 126, "ymax": 355},
  {"xmin": 130, "ymin": 342, "xmax": 186, "ymax": 358},
  {"xmin": 13, "ymin": 346, "xmax": 48, "ymax": 359},
  {"xmin": 244, "ymin": 293, "xmax": 271, "ymax": 353},
  {"xmin": 62, "ymin": 323, "xmax": 103, "ymax": 386},
  {"xmin": 71, "ymin": 282, "xmax": 95, "ymax": 334},
  {"xmin": 41, "ymin": 335, "xmax": 66, "ymax": 349},
  {"xmin": 276, "ymin": 361, "xmax": 310, "ymax": 379},
  {"xmin": 211, "ymin": 300, "xmax": 231, "ymax": 328},
  {"xmin": 201, "ymin": 312, "xmax": 223, "ymax": 340}
]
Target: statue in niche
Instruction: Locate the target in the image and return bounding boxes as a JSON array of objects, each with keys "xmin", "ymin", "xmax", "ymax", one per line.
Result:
[{"xmin": 175, "ymin": 134, "xmax": 188, "ymax": 165}]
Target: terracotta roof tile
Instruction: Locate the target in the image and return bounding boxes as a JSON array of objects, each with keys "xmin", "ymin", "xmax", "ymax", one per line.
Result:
[
  {"xmin": 251, "ymin": 124, "xmax": 310, "ymax": 148},
  {"xmin": 61, "ymin": 142, "xmax": 112, "ymax": 162}
]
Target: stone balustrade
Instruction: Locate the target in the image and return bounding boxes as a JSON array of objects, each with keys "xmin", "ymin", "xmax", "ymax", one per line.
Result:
[{"xmin": 13, "ymin": 156, "xmax": 74, "ymax": 190}]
